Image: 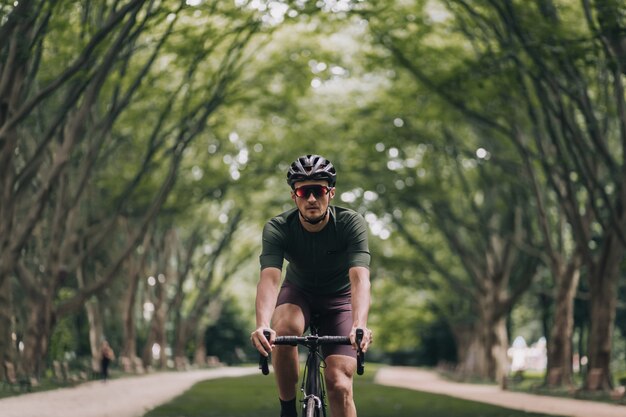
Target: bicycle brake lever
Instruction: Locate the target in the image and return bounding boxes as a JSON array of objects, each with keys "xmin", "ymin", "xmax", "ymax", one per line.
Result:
[
  {"xmin": 355, "ymin": 328, "xmax": 365, "ymax": 375},
  {"xmin": 259, "ymin": 330, "xmax": 271, "ymax": 375}
]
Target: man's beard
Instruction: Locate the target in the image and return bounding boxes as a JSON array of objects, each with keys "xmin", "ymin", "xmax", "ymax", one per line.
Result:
[{"xmin": 299, "ymin": 208, "xmax": 328, "ymax": 224}]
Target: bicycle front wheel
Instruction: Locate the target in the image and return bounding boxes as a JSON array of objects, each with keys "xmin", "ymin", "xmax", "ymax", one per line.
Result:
[
  {"xmin": 305, "ymin": 396, "xmax": 318, "ymax": 417},
  {"xmin": 303, "ymin": 350, "xmax": 323, "ymax": 417}
]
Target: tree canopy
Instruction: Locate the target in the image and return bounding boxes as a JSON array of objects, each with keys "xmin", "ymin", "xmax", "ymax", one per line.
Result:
[{"xmin": 1, "ymin": 0, "xmax": 625, "ymax": 391}]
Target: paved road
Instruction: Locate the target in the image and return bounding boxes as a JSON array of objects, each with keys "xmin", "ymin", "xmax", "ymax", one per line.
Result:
[
  {"xmin": 0, "ymin": 367, "xmax": 257, "ymax": 417},
  {"xmin": 2, "ymin": 366, "xmax": 625, "ymax": 417},
  {"xmin": 375, "ymin": 366, "xmax": 626, "ymax": 417}
]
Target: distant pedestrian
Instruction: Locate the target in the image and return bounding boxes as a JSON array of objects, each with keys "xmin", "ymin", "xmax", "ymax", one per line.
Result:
[{"xmin": 100, "ymin": 340, "xmax": 115, "ymax": 381}]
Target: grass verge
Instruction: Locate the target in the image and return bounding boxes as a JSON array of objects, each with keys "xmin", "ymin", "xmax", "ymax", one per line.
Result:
[{"xmin": 144, "ymin": 367, "xmax": 565, "ymax": 417}]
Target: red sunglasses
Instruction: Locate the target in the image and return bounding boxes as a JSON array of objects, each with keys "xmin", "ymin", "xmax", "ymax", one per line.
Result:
[{"xmin": 294, "ymin": 185, "xmax": 332, "ymax": 199}]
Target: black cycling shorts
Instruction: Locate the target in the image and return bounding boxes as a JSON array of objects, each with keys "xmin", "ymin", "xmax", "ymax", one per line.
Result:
[{"xmin": 276, "ymin": 281, "xmax": 355, "ymax": 359}]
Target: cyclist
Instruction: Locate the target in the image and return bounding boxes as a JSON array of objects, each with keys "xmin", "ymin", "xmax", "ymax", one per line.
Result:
[{"xmin": 251, "ymin": 154, "xmax": 373, "ymax": 417}]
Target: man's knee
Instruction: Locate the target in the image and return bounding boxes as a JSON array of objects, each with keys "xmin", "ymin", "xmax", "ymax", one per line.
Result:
[
  {"xmin": 325, "ymin": 356, "xmax": 355, "ymax": 398},
  {"xmin": 327, "ymin": 374, "xmax": 352, "ymax": 397},
  {"xmin": 273, "ymin": 304, "xmax": 305, "ymax": 335}
]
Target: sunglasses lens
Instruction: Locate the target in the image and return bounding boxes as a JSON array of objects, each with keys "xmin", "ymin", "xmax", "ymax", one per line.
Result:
[{"xmin": 295, "ymin": 185, "xmax": 328, "ymax": 198}]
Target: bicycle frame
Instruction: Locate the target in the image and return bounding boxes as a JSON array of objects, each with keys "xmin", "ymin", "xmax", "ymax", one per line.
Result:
[
  {"xmin": 302, "ymin": 335, "xmax": 326, "ymax": 417},
  {"xmin": 259, "ymin": 328, "xmax": 364, "ymax": 417}
]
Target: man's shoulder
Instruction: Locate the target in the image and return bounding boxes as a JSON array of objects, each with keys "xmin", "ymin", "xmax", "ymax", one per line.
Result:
[
  {"xmin": 332, "ymin": 206, "xmax": 365, "ymax": 222},
  {"xmin": 266, "ymin": 208, "xmax": 299, "ymax": 228},
  {"xmin": 262, "ymin": 209, "xmax": 298, "ymax": 244},
  {"xmin": 332, "ymin": 206, "xmax": 367, "ymax": 233}
]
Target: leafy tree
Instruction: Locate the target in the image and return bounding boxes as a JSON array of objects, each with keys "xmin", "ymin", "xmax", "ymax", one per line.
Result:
[
  {"xmin": 359, "ymin": 0, "xmax": 625, "ymax": 390},
  {"xmin": 0, "ymin": 0, "xmax": 265, "ymax": 378},
  {"xmin": 204, "ymin": 296, "xmax": 251, "ymax": 365}
]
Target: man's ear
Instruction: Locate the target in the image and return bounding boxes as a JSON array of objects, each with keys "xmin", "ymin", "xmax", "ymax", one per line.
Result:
[{"xmin": 329, "ymin": 188, "xmax": 335, "ymax": 199}]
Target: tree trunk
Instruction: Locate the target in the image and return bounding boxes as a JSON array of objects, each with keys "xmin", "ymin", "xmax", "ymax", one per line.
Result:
[
  {"xmin": 477, "ymin": 300, "xmax": 509, "ymax": 384},
  {"xmin": 0, "ymin": 0, "xmax": 34, "ymax": 291},
  {"xmin": 491, "ymin": 316, "xmax": 509, "ymax": 386},
  {"xmin": 154, "ymin": 282, "xmax": 168, "ymax": 369},
  {"xmin": 173, "ymin": 319, "xmax": 189, "ymax": 358},
  {"xmin": 194, "ymin": 326, "xmax": 206, "ymax": 367},
  {"xmin": 121, "ymin": 271, "xmax": 140, "ymax": 360},
  {"xmin": 455, "ymin": 324, "xmax": 489, "ymax": 378},
  {"xmin": 141, "ymin": 291, "xmax": 168, "ymax": 370},
  {"xmin": 21, "ymin": 294, "xmax": 54, "ymax": 378},
  {"xmin": 546, "ymin": 262, "xmax": 580, "ymax": 387},
  {"xmin": 141, "ymin": 325, "xmax": 156, "ymax": 369},
  {"xmin": 453, "ymin": 310, "xmax": 508, "ymax": 383},
  {"xmin": 584, "ymin": 239, "xmax": 621, "ymax": 390},
  {"xmin": 76, "ymin": 263, "xmax": 103, "ymax": 368},
  {"xmin": 0, "ymin": 128, "xmax": 18, "ymax": 311},
  {"xmin": 157, "ymin": 324, "xmax": 168, "ymax": 369},
  {"xmin": 121, "ymin": 230, "xmax": 151, "ymax": 360},
  {"xmin": 0, "ymin": 276, "xmax": 13, "ymax": 381},
  {"xmin": 173, "ymin": 320, "xmax": 190, "ymax": 370},
  {"xmin": 85, "ymin": 298, "xmax": 103, "ymax": 372}
]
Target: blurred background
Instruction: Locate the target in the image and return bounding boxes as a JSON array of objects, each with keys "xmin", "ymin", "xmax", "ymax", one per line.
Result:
[{"xmin": 1, "ymin": 0, "xmax": 625, "ymax": 394}]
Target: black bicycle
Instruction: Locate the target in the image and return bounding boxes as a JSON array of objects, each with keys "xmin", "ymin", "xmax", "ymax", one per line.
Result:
[{"xmin": 259, "ymin": 323, "xmax": 365, "ymax": 417}]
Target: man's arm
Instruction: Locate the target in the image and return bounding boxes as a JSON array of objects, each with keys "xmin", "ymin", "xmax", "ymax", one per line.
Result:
[
  {"xmin": 349, "ymin": 266, "xmax": 372, "ymax": 352},
  {"xmin": 250, "ymin": 267, "xmax": 282, "ymax": 356}
]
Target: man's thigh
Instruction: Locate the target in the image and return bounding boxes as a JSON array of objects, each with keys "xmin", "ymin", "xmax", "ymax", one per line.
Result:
[
  {"xmin": 272, "ymin": 303, "xmax": 306, "ymax": 336},
  {"xmin": 318, "ymin": 297, "xmax": 354, "ymax": 358}
]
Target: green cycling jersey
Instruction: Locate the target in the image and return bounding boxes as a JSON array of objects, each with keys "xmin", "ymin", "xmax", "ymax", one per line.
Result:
[{"xmin": 260, "ymin": 206, "xmax": 370, "ymax": 295}]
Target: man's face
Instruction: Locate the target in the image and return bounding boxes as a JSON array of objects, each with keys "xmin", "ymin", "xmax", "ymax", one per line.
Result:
[{"xmin": 291, "ymin": 179, "xmax": 335, "ymax": 219}]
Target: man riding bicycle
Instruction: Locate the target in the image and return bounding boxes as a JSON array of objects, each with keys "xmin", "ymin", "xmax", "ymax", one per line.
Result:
[{"xmin": 251, "ymin": 154, "xmax": 373, "ymax": 417}]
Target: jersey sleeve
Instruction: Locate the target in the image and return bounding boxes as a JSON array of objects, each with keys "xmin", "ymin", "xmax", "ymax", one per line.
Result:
[
  {"xmin": 345, "ymin": 212, "xmax": 371, "ymax": 269},
  {"xmin": 259, "ymin": 219, "xmax": 286, "ymax": 270}
]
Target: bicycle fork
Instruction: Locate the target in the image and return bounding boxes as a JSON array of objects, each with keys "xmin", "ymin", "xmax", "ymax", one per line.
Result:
[{"xmin": 301, "ymin": 349, "xmax": 327, "ymax": 417}]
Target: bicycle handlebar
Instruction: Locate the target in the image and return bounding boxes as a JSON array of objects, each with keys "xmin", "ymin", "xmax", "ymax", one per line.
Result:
[
  {"xmin": 258, "ymin": 329, "xmax": 365, "ymax": 375},
  {"xmin": 273, "ymin": 335, "xmax": 352, "ymax": 345}
]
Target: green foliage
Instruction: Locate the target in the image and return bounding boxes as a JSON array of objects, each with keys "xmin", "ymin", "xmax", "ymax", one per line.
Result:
[
  {"xmin": 369, "ymin": 278, "xmax": 435, "ymax": 353},
  {"xmin": 49, "ymin": 317, "xmax": 78, "ymax": 361},
  {"xmin": 508, "ymin": 289, "xmax": 548, "ymax": 345},
  {"xmin": 203, "ymin": 297, "xmax": 251, "ymax": 365}
]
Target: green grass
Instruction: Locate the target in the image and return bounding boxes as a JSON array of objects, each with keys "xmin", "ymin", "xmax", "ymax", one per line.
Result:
[
  {"xmin": 144, "ymin": 368, "xmax": 566, "ymax": 417},
  {"xmin": 0, "ymin": 376, "xmax": 95, "ymax": 399},
  {"xmin": 504, "ymin": 371, "xmax": 625, "ymax": 405},
  {"xmin": 0, "ymin": 368, "xmax": 124, "ymax": 399}
]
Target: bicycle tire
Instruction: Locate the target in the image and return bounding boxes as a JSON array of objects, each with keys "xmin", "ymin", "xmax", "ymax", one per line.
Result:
[
  {"xmin": 303, "ymin": 351, "xmax": 322, "ymax": 417},
  {"xmin": 305, "ymin": 396, "xmax": 318, "ymax": 417}
]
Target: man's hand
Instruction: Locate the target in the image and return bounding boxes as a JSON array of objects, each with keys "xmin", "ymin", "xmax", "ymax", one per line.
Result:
[
  {"xmin": 349, "ymin": 326, "xmax": 373, "ymax": 352},
  {"xmin": 250, "ymin": 327, "xmax": 276, "ymax": 357}
]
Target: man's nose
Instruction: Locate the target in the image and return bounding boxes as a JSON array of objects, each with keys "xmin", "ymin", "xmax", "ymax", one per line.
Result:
[{"xmin": 307, "ymin": 192, "xmax": 318, "ymax": 202}]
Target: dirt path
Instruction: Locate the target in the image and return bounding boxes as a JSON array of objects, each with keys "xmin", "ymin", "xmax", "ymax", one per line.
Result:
[
  {"xmin": 0, "ymin": 367, "xmax": 257, "ymax": 417},
  {"xmin": 375, "ymin": 366, "xmax": 626, "ymax": 417}
]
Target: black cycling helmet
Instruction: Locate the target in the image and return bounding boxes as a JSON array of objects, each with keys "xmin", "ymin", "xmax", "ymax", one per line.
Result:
[{"xmin": 287, "ymin": 154, "xmax": 337, "ymax": 188}]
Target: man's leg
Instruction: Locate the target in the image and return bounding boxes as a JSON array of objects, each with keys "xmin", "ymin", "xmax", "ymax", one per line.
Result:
[
  {"xmin": 272, "ymin": 303, "xmax": 306, "ymax": 413},
  {"xmin": 324, "ymin": 355, "xmax": 357, "ymax": 417}
]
